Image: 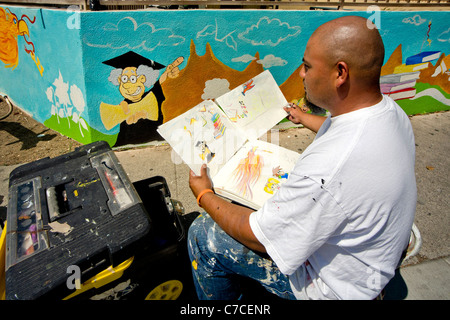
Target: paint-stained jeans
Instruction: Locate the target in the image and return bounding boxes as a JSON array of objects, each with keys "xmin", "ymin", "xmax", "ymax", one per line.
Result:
[{"xmin": 187, "ymin": 213, "xmax": 296, "ymax": 300}]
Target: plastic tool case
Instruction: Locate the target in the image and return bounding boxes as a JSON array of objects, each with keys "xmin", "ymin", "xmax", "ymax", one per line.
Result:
[{"xmin": 5, "ymin": 141, "xmax": 157, "ymax": 299}]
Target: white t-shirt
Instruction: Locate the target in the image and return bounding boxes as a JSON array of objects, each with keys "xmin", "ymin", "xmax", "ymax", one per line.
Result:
[{"xmin": 249, "ymin": 96, "xmax": 417, "ymax": 299}]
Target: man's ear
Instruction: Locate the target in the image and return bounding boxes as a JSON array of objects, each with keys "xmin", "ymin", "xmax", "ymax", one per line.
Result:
[{"xmin": 336, "ymin": 61, "xmax": 349, "ymax": 88}]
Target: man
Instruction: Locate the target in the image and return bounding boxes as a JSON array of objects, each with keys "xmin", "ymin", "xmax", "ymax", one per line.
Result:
[{"xmin": 187, "ymin": 16, "xmax": 417, "ymax": 300}]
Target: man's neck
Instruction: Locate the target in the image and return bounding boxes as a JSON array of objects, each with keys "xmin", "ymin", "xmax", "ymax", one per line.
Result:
[{"xmin": 329, "ymin": 91, "xmax": 383, "ymax": 117}]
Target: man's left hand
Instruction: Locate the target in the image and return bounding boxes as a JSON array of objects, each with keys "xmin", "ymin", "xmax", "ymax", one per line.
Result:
[{"xmin": 189, "ymin": 164, "xmax": 213, "ymax": 198}]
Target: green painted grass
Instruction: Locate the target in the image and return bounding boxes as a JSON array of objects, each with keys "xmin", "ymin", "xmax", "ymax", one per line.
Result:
[{"xmin": 44, "ymin": 115, "xmax": 118, "ymax": 147}]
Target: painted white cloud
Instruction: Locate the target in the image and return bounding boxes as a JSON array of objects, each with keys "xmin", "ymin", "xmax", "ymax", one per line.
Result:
[
  {"xmin": 84, "ymin": 16, "xmax": 185, "ymax": 51},
  {"xmin": 402, "ymin": 14, "xmax": 427, "ymax": 26},
  {"xmin": 202, "ymin": 78, "xmax": 230, "ymax": 100},
  {"xmin": 438, "ymin": 28, "xmax": 450, "ymax": 43},
  {"xmin": 196, "ymin": 19, "xmax": 237, "ymax": 51},
  {"xmin": 257, "ymin": 54, "xmax": 287, "ymax": 68},
  {"xmin": 197, "ymin": 24, "xmax": 216, "ymax": 38},
  {"xmin": 232, "ymin": 54, "xmax": 257, "ymax": 63},
  {"xmin": 238, "ymin": 17, "xmax": 301, "ymax": 47}
]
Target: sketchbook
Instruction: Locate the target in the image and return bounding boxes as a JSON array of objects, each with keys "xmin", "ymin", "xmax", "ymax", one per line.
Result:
[
  {"xmin": 212, "ymin": 139, "xmax": 299, "ymax": 209},
  {"xmin": 157, "ymin": 70, "xmax": 300, "ymax": 209}
]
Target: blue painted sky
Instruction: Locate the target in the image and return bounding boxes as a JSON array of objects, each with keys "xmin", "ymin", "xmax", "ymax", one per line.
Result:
[{"xmin": 1, "ymin": 7, "xmax": 449, "ymax": 135}]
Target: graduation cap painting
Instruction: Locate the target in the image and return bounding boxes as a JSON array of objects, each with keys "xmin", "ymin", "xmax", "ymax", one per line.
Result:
[
  {"xmin": 102, "ymin": 50, "xmax": 166, "ymax": 70},
  {"xmin": 99, "ymin": 51, "xmax": 183, "ymax": 146},
  {"xmin": 100, "ymin": 50, "xmax": 167, "ymax": 134}
]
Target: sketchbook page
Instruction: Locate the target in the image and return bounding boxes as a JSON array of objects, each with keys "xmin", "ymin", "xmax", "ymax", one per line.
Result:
[
  {"xmin": 212, "ymin": 140, "xmax": 300, "ymax": 210},
  {"xmin": 215, "ymin": 70, "xmax": 289, "ymax": 141},
  {"xmin": 157, "ymin": 100, "xmax": 247, "ymax": 177}
]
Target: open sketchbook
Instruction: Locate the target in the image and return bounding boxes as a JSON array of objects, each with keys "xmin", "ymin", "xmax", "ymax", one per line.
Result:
[{"xmin": 157, "ymin": 70, "xmax": 300, "ymax": 209}]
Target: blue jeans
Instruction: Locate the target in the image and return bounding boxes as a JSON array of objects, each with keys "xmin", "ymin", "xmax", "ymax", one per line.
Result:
[{"xmin": 187, "ymin": 213, "xmax": 296, "ymax": 300}]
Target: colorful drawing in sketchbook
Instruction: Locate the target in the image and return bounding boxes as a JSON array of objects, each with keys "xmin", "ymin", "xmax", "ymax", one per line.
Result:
[
  {"xmin": 264, "ymin": 178, "xmax": 280, "ymax": 195},
  {"xmin": 215, "ymin": 70, "xmax": 288, "ymax": 140},
  {"xmin": 160, "ymin": 71, "xmax": 298, "ymax": 208},
  {"xmin": 242, "ymin": 79, "xmax": 255, "ymax": 96},
  {"xmin": 157, "ymin": 99, "xmax": 247, "ymax": 177},
  {"xmin": 239, "ymin": 101, "xmax": 249, "ymax": 118},
  {"xmin": 264, "ymin": 166, "xmax": 289, "ymax": 195},
  {"xmin": 272, "ymin": 166, "xmax": 289, "ymax": 179},
  {"xmin": 191, "ymin": 105, "xmax": 230, "ymax": 163},
  {"xmin": 211, "ymin": 139, "xmax": 300, "ymax": 209},
  {"xmin": 211, "ymin": 111, "xmax": 226, "ymax": 139},
  {"xmin": 226, "ymin": 101, "xmax": 249, "ymax": 123},
  {"xmin": 195, "ymin": 140, "xmax": 215, "ymax": 163},
  {"xmin": 232, "ymin": 146, "xmax": 264, "ymax": 200}
]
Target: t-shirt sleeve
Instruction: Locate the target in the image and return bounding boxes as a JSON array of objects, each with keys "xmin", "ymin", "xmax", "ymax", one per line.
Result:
[{"xmin": 249, "ymin": 172, "xmax": 346, "ymax": 275}]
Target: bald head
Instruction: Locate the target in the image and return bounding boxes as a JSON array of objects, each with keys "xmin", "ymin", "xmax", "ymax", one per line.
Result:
[{"xmin": 310, "ymin": 16, "xmax": 385, "ymax": 86}]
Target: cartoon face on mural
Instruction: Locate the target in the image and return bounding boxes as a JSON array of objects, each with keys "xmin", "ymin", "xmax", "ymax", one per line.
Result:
[
  {"xmin": 117, "ymin": 67, "xmax": 149, "ymax": 103},
  {"xmin": 99, "ymin": 50, "xmax": 183, "ymax": 145}
]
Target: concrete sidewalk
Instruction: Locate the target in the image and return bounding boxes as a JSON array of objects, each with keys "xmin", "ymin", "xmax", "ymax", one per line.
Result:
[
  {"xmin": 0, "ymin": 111, "xmax": 449, "ymax": 300},
  {"xmin": 391, "ymin": 256, "xmax": 450, "ymax": 300}
]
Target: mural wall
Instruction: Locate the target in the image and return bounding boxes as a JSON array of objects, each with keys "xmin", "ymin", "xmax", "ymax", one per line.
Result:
[{"xmin": 1, "ymin": 6, "xmax": 449, "ymax": 147}]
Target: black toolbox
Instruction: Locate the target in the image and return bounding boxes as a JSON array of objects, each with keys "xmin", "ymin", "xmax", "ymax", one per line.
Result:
[{"xmin": 4, "ymin": 141, "xmax": 196, "ymax": 300}]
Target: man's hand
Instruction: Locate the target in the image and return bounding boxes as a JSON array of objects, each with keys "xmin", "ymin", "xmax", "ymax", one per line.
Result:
[
  {"xmin": 284, "ymin": 102, "xmax": 326, "ymax": 134},
  {"xmin": 188, "ymin": 165, "xmax": 266, "ymax": 253},
  {"xmin": 284, "ymin": 103, "xmax": 304, "ymax": 124},
  {"xmin": 189, "ymin": 164, "xmax": 213, "ymax": 198}
]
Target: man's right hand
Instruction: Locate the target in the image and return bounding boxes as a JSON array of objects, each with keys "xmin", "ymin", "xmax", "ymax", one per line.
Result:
[
  {"xmin": 284, "ymin": 103, "xmax": 327, "ymax": 134},
  {"xmin": 284, "ymin": 103, "xmax": 304, "ymax": 125}
]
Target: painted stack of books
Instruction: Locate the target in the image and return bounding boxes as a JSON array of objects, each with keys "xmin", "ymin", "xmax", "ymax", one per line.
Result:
[{"xmin": 380, "ymin": 51, "xmax": 441, "ymax": 100}]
